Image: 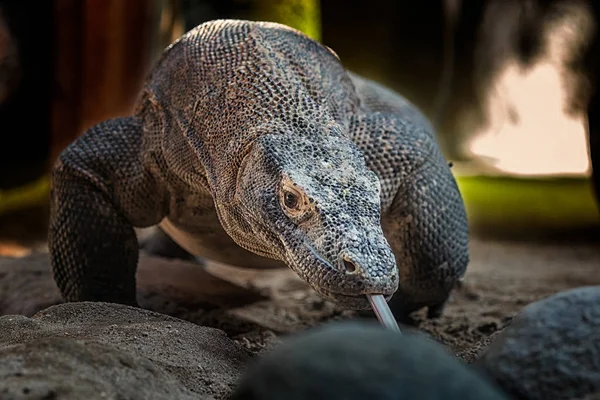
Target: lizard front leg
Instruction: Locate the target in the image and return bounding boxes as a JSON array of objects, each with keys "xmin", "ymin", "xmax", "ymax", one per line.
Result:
[
  {"xmin": 49, "ymin": 117, "xmax": 166, "ymax": 305},
  {"xmin": 349, "ymin": 113, "xmax": 469, "ymax": 319},
  {"xmin": 382, "ymin": 155, "xmax": 468, "ymax": 319}
]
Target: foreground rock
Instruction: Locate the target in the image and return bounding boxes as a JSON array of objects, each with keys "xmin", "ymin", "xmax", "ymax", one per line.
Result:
[
  {"xmin": 0, "ymin": 302, "xmax": 251, "ymax": 399},
  {"xmin": 477, "ymin": 286, "xmax": 600, "ymax": 400},
  {"xmin": 230, "ymin": 321, "xmax": 509, "ymax": 400}
]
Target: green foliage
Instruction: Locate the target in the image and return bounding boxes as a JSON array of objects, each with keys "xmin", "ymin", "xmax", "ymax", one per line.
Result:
[
  {"xmin": 253, "ymin": 0, "xmax": 321, "ymax": 41},
  {"xmin": 0, "ymin": 176, "xmax": 49, "ymax": 217},
  {"xmin": 457, "ymin": 176, "xmax": 600, "ymax": 231}
]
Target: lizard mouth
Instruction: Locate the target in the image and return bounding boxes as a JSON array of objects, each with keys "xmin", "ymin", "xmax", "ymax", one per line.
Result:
[
  {"xmin": 315, "ymin": 287, "xmax": 393, "ymax": 310},
  {"xmin": 291, "ymin": 241, "xmax": 395, "ymax": 310}
]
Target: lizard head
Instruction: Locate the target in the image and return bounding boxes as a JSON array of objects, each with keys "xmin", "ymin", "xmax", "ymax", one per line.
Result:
[{"xmin": 225, "ymin": 127, "xmax": 399, "ymax": 310}]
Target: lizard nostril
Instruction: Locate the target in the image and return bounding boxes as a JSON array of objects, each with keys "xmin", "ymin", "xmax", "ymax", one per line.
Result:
[{"xmin": 343, "ymin": 259, "xmax": 358, "ymax": 274}]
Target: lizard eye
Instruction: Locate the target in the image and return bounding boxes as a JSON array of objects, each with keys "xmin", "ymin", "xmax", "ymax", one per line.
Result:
[
  {"xmin": 284, "ymin": 191, "xmax": 299, "ymax": 210},
  {"xmin": 280, "ymin": 182, "xmax": 308, "ymax": 218}
]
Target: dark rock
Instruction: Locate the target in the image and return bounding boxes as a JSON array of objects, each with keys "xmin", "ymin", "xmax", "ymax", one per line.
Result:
[
  {"xmin": 230, "ymin": 321, "xmax": 509, "ymax": 400},
  {"xmin": 477, "ymin": 286, "xmax": 600, "ymax": 400},
  {"xmin": 571, "ymin": 393, "xmax": 600, "ymax": 400},
  {"xmin": 0, "ymin": 301, "xmax": 252, "ymax": 399}
]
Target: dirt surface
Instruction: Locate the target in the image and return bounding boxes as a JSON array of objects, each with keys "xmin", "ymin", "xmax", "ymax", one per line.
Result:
[
  {"xmin": 1, "ymin": 205, "xmax": 599, "ymax": 362},
  {"xmin": 200, "ymin": 233, "xmax": 600, "ymax": 360}
]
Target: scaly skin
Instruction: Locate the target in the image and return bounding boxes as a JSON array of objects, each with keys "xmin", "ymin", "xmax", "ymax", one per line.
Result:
[{"xmin": 49, "ymin": 20, "xmax": 469, "ymax": 317}]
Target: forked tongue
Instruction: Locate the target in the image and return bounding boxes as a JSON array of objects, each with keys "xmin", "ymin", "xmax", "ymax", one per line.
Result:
[{"xmin": 367, "ymin": 294, "xmax": 401, "ymax": 333}]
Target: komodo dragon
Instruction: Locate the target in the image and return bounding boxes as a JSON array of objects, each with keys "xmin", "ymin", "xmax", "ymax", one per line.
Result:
[{"xmin": 48, "ymin": 19, "xmax": 469, "ymax": 318}]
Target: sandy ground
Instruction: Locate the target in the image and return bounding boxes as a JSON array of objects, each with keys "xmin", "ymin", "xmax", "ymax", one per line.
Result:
[
  {"xmin": 1, "ymin": 205, "xmax": 599, "ymax": 362},
  {"xmin": 198, "ymin": 232, "xmax": 600, "ymax": 360}
]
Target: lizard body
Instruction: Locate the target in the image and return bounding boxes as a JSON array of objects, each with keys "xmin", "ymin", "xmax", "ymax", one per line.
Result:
[{"xmin": 49, "ymin": 20, "xmax": 469, "ymax": 316}]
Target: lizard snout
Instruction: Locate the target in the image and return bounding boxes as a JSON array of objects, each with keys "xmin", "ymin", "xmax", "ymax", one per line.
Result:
[
  {"xmin": 287, "ymin": 235, "xmax": 398, "ymax": 309},
  {"xmin": 334, "ymin": 247, "xmax": 399, "ymax": 296}
]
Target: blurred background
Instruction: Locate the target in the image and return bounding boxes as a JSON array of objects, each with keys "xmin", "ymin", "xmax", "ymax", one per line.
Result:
[{"xmin": 0, "ymin": 0, "xmax": 599, "ymax": 256}]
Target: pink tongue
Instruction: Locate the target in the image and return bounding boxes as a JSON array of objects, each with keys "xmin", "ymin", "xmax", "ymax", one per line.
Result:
[{"xmin": 367, "ymin": 294, "xmax": 401, "ymax": 333}]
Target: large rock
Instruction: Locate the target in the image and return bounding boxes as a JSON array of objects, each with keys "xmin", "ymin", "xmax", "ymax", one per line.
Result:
[
  {"xmin": 230, "ymin": 321, "xmax": 509, "ymax": 400},
  {"xmin": 0, "ymin": 302, "xmax": 252, "ymax": 399},
  {"xmin": 0, "ymin": 337, "xmax": 199, "ymax": 400},
  {"xmin": 477, "ymin": 286, "xmax": 600, "ymax": 400}
]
